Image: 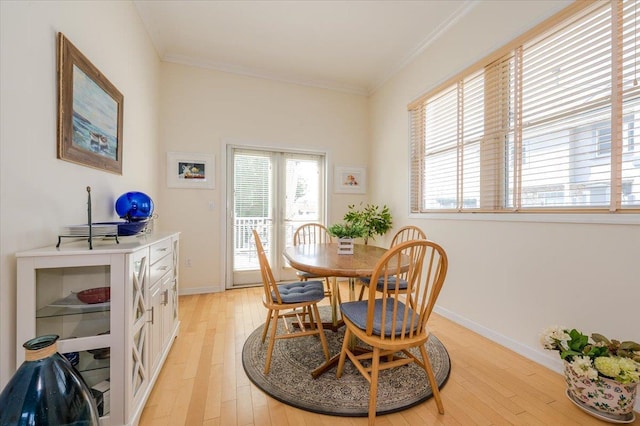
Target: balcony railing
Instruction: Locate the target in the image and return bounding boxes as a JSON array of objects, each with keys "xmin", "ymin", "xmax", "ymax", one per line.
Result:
[{"xmin": 233, "ymin": 217, "xmax": 312, "ymax": 270}]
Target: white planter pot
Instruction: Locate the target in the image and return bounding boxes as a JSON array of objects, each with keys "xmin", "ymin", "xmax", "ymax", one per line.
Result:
[
  {"xmin": 337, "ymin": 238, "xmax": 354, "ymax": 255},
  {"xmin": 564, "ymin": 361, "xmax": 637, "ymax": 423}
]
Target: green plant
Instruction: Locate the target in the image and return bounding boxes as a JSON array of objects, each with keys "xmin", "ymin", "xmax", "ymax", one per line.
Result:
[
  {"xmin": 327, "ymin": 222, "xmax": 366, "ymax": 239},
  {"xmin": 541, "ymin": 326, "xmax": 640, "ymax": 384},
  {"xmin": 343, "ymin": 203, "xmax": 392, "ymax": 244}
]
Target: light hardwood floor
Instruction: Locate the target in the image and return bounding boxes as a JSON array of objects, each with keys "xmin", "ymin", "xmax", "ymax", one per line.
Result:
[{"xmin": 140, "ymin": 285, "xmax": 640, "ymax": 425}]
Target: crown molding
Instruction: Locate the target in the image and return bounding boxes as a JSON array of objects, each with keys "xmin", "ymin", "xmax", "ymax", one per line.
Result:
[{"xmin": 162, "ymin": 54, "xmax": 369, "ymax": 96}]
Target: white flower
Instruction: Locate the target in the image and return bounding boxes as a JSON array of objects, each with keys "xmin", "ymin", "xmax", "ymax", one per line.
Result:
[
  {"xmin": 541, "ymin": 326, "xmax": 570, "ymax": 350},
  {"xmin": 570, "ymin": 356, "xmax": 599, "ymax": 380}
]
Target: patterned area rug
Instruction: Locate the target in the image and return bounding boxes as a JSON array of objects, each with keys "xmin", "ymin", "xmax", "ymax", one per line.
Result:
[{"xmin": 242, "ymin": 306, "xmax": 451, "ymax": 416}]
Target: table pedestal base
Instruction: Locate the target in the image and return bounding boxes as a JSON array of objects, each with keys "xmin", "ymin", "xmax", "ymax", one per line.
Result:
[{"xmin": 312, "ymin": 346, "xmax": 370, "ymax": 379}]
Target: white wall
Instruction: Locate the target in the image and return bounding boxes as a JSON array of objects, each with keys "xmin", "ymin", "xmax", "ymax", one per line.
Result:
[
  {"xmin": 369, "ymin": 0, "xmax": 640, "ymax": 393},
  {"xmin": 0, "ymin": 1, "xmax": 161, "ymax": 387},
  {"xmin": 158, "ymin": 62, "xmax": 369, "ymax": 293}
]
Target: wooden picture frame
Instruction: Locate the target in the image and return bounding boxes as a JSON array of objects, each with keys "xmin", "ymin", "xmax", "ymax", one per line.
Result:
[
  {"xmin": 166, "ymin": 152, "xmax": 215, "ymax": 189},
  {"xmin": 57, "ymin": 33, "xmax": 124, "ymax": 174},
  {"xmin": 334, "ymin": 166, "xmax": 366, "ymax": 194}
]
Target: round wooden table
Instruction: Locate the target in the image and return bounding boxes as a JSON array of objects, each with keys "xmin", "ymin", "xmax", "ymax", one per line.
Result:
[
  {"xmin": 284, "ymin": 243, "xmax": 389, "ymax": 309},
  {"xmin": 284, "ymin": 242, "xmax": 389, "ymax": 279},
  {"xmin": 283, "ymin": 243, "xmax": 392, "ymax": 377}
]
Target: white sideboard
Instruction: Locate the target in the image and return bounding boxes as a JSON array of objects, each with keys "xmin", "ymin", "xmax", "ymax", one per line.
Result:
[{"xmin": 16, "ymin": 232, "xmax": 180, "ymax": 425}]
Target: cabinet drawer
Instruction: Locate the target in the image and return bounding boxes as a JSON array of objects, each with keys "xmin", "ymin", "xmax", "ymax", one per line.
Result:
[
  {"xmin": 150, "ymin": 239, "xmax": 172, "ymax": 265},
  {"xmin": 150, "ymin": 253, "xmax": 172, "ymax": 284}
]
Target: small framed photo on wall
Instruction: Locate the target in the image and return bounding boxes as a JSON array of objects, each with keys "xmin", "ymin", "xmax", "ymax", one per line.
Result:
[
  {"xmin": 334, "ymin": 166, "xmax": 366, "ymax": 194},
  {"xmin": 167, "ymin": 152, "xmax": 215, "ymax": 189}
]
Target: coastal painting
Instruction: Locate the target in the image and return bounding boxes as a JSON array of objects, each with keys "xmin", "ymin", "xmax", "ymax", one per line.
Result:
[
  {"xmin": 71, "ymin": 66, "xmax": 118, "ymax": 161},
  {"xmin": 57, "ymin": 33, "xmax": 123, "ymax": 174}
]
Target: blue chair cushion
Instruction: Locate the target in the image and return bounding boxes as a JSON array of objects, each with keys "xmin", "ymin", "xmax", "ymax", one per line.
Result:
[
  {"xmin": 340, "ymin": 299, "xmax": 416, "ymax": 337},
  {"xmin": 359, "ymin": 276, "xmax": 408, "ymax": 291},
  {"xmin": 273, "ymin": 280, "xmax": 325, "ymax": 304}
]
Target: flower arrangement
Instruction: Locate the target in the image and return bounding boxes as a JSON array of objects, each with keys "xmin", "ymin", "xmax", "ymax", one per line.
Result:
[{"xmin": 541, "ymin": 326, "xmax": 640, "ymax": 384}]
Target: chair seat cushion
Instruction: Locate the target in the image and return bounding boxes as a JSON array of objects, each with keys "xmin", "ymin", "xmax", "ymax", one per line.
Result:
[
  {"xmin": 358, "ymin": 276, "xmax": 408, "ymax": 291},
  {"xmin": 340, "ymin": 299, "xmax": 416, "ymax": 336},
  {"xmin": 273, "ymin": 280, "xmax": 324, "ymax": 304}
]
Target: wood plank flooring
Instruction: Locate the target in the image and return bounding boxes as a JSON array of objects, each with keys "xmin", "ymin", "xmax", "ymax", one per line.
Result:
[{"xmin": 140, "ymin": 285, "xmax": 640, "ymax": 425}]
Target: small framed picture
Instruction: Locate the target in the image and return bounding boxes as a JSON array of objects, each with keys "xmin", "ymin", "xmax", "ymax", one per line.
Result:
[
  {"xmin": 167, "ymin": 152, "xmax": 215, "ymax": 189},
  {"xmin": 334, "ymin": 166, "xmax": 366, "ymax": 194}
]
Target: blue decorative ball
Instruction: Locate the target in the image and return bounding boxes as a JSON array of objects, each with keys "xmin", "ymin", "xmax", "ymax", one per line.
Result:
[{"xmin": 115, "ymin": 192, "xmax": 154, "ymax": 221}]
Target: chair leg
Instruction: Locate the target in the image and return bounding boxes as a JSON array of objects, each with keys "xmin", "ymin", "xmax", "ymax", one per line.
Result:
[
  {"xmin": 336, "ymin": 327, "xmax": 351, "ymax": 378},
  {"xmin": 358, "ymin": 282, "xmax": 366, "ymax": 301},
  {"xmin": 311, "ymin": 303, "xmax": 330, "ymax": 361},
  {"xmin": 264, "ymin": 310, "xmax": 280, "ymax": 374},
  {"xmin": 419, "ymin": 344, "xmax": 444, "ymax": 414},
  {"xmin": 306, "ymin": 306, "xmax": 316, "ymax": 330},
  {"xmin": 368, "ymin": 346, "xmax": 381, "ymax": 426},
  {"xmin": 261, "ymin": 309, "xmax": 273, "ymax": 343},
  {"xmin": 324, "ymin": 277, "xmax": 333, "ymax": 300}
]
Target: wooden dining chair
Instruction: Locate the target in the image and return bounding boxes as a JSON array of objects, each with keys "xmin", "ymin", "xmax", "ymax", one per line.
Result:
[
  {"xmin": 357, "ymin": 225, "xmax": 427, "ymax": 300},
  {"xmin": 293, "ymin": 223, "xmax": 338, "ymax": 302},
  {"xmin": 252, "ymin": 229, "xmax": 330, "ymax": 374},
  {"xmin": 336, "ymin": 239, "xmax": 448, "ymax": 425}
]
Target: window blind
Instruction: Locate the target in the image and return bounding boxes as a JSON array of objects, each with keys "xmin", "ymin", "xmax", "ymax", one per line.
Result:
[{"xmin": 409, "ymin": 0, "xmax": 640, "ymax": 213}]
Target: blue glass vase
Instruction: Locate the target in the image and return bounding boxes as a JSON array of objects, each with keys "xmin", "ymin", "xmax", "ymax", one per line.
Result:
[
  {"xmin": 115, "ymin": 191, "xmax": 154, "ymax": 222},
  {"xmin": 0, "ymin": 335, "xmax": 100, "ymax": 425}
]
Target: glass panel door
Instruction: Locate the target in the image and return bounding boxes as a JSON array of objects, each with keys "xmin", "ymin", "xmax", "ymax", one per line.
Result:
[{"xmin": 228, "ymin": 147, "xmax": 325, "ymax": 287}]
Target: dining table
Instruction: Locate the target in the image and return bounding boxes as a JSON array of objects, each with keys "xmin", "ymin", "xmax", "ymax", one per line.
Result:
[{"xmin": 282, "ymin": 242, "xmax": 395, "ymax": 377}]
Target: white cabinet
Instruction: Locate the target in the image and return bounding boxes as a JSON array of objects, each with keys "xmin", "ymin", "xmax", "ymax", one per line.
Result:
[{"xmin": 16, "ymin": 232, "xmax": 180, "ymax": 426}]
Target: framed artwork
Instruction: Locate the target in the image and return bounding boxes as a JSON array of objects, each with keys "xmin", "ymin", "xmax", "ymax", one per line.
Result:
[
  {"xmin": 57, "ymin": 33, "xmax": 124, "ymax": 174},
  {"xmin": 167, "ymin": 152, "xmax": 215, "ymax": 189},
  {"xmin": 334, "ymin": 166, "xmax": 366, "ymax": 194}
]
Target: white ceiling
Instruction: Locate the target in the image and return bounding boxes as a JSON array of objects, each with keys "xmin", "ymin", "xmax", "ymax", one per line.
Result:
[{"xmin": 133, "ymin": 0, "xmax": 475, "ymax": 95}]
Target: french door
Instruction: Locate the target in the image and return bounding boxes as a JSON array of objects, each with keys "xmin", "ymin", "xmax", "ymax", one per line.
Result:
[{"xmin": 227, "ymin": 147, "xmax": 326, "ymax": 287}]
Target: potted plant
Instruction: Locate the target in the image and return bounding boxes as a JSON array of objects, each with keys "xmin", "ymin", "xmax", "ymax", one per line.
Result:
[
  {"xmin": 343, "ymin": 203, "xmax": 392, "ymax": 244},
  {"xmin": 541, "ymin": 326, "xmax": 640, "ymax": 422},
  {"xmin": 327, "ymin": 223, "xmax": 365, "ymax": 254}
]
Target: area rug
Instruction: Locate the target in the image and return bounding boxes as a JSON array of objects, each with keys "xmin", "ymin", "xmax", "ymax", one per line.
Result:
[{"xmin": 241, "ymin": 306, "xmax": 451, "ymax": 416}]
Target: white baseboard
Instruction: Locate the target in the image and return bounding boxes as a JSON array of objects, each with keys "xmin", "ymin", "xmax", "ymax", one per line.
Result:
[
  {"xmin": 178, "ymin": 286, "xmax": 222, "ymax": 295},
  {"xmin": 433, "ymin": 305, "xmax": 640, "ymax": 413}
]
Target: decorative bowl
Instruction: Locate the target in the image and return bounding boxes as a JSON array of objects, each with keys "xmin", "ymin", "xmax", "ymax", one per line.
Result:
[
  {"xmin": 77, "ymin": 287, "xmax": 110, "ymax": 304},
  {"xmin": 87, "ymin": 347, "xmax": 110, "ymax": 360},
  {"xmin": 93, "ymin": 221, "xmax": 148, "ymax": 236}
]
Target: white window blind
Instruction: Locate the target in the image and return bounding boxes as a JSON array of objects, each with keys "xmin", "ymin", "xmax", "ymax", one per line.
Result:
[{"xmin": 410, "ymin": 0, "xmax": 640, "ymax": 213}]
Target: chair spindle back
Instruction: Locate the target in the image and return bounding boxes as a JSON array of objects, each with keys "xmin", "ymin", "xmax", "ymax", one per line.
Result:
[
  {"xmin": 293, "ymin": 223, "xmax": 332, "ymax": 245},
  {"xmin": 365, "ymin": 239, "xmax": 448, "ymax": 341},
  {"xmin": 390, "ymin": 225, "xmax": 427, "ymax": 247},
  {"xmin": 253, "ymin": 229, "xmax": 283, "ymax": 304}
]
